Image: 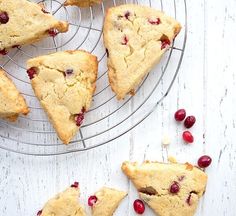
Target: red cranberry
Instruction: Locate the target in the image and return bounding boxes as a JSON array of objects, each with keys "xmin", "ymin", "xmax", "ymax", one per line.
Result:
[
  {"xmin": 88, "ymin": 195, "xmax": 97, "ymax": 207},
  {"xmin": 42, "ymin": 8, "xmax": 50, "ymax": 14},
  {"xmin": 121, "ymin": 36, "xmax": 128, "ymax": 45},
  {"xmin": 169, "ymin": 181, "xmax": 180, "ymax": 194},
  {"xmin": 65, "ymin": 69, "xmax": 73, "ymax": 75},
  {"xmin": 27, "ymin": 67, "xmax": 37, "ymax": 79},
  {"xmin": 198, "ymin": 155, "xmax": 212, "ymax": 168},
  {"xmin": 47, "ymin": 29, "xmax": 58, "ymax": 37},
  {"xmin": 182, "ymin": 131, "xmax": 194, "ymax": 143},
  {"xmin": 161, "ymin": 38, "xmax": 171, "ymax": 50},
  {"xmin": 12, "ymin": 45, "xmax": 21, "ymax": 49},
  {"xmin": 174, "ymin": 109, "xmax": 186, "ymax": 121},
  {"xmin": 0, "ymin": 49, "xmax": 8, "ymax": 55},
  {"xmin": 148, "ymin": 18, "xmax": 161, "ymax": 25},
  {"xmin": 184, "ymin": 115, "xmax": 196, "ymax": 128},
  {"xmin": 186, "ymin": 194, "xmax": 192, "ymax": 206},
  {"xmin": 133, "ymin": 199, "xmax": 145, "ymax": 214},
  {"xmin": 0, "ymin": 12, "xmax": 9, "ymax": 24},
  {"xmin": 124, "ymin": 11, "xmax": 130, "ymax": 19},
  {"xmin": 75, "ymin": 108, "xmax": 85, "ymax": 127},
  {"xmin": 37, "ymin": 210, "xmax": 42, "ymax": 216},
  {"xmin": 71, "ymin": 181, "xmax": 79, "ymax": 188}
]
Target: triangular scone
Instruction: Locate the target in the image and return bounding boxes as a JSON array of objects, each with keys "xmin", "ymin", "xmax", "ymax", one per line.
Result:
[
  {"xmin": 0, "ymin": 69, "xmax": 29, "ymax": 121},
  {"xmin": 64, "ymin": 0, "xmax": 102, "ymax": 7},
  {"xmin": 91, "ymin": 187, "xmax": 127, "ymax": 216},
  {"xmin": 0, "ymin": 0, "xmax": 68, "ymax": 52},
  {"xmin": 103, "ymin": 4, "xmax": 181, "ymax": 99},
  {"xmin": 27, "ymin": 50, "xmax": 98, "ymax": 144},
  {"xmin": 40, "ymin": 185, "xmax": 86, "ymax": 216},
  {"xmin": 122, "ymin": 161, "xmax": 208, "ymax": 216}
]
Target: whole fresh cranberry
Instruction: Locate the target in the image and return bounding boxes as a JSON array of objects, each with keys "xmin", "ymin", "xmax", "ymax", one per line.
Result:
[
  {"xmin": 169, "ymin": 181, "xmax": 180, "ymax": 194},
  {"xmin": 182, "ymin": 131, "xmax": 194, "ymax": 143},
  {"xmin": 70, "ymin": 181, "xmax": 79, "ymax": 188},
  {"xmin": 27, "ymin": 67, "xmax": 37, "ymax": 79},
  {"xmin": 88, "ymin": 195, "xmax": 98, "ymax": 206},
  {"xmin": 174, "ymin": 109, "xmax": 186, "ymax": 121},
  {"xmin": 198, "ymin": 155, "xmax": 212, "ymax": 168},
  {"xmin": 0, "ymin": 12, "xmax": 9, "ymax": 24},
  {"xmin": 133, "ymin": 199, "xmax": 145, "ymax": 214},
  {"xmin": 184, "ymin": 116, "xmax": 196, "ymax": 128}
]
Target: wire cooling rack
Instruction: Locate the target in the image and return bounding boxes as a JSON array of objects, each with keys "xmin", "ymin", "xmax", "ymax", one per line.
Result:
[{"xmin": 0, "ymin": 0, "xmax": 187, "ymax": 155}]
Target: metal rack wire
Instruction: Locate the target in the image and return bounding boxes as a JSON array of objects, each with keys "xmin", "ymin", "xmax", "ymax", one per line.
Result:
[{"xmin": 0, "ymin": 0, "xmax": 187, "ymax": 155}]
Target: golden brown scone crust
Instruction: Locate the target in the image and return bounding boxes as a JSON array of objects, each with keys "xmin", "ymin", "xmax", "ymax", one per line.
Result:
[
  {"xmin": 92, "ymin": 187, "xmax": 127, "ymax": 216},
  {"xmin": 64, "ymin": 0, "xmax": 102, "ymax": 7},
  {"xmin": 27, "ymin": 50, "xmax": 98, "ymax": 144},
  {"xmin": 103, "ymin": 4, "xmax": 181, "ymax": 99},
  {"xmin": 0, "ymin": 0, "xmax": 68, "ymax": 52},
  {"xmin": 0, "ymin": 69, "xmax": 29, "ymax": 121},
  {"xmin": 41, "ymin": 187, "xmax": 86, "ymax": 216},
  {"xmin": 122, "ymin": 161, "xmax": 207, "ymax": 216}
]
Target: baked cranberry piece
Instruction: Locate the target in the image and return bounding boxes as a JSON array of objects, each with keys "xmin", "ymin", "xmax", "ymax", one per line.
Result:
[
  {"xmin": 198, "ymin": 155, "xmax": 212, "ymax": 168},
  {"xmin": 41, "ymin": 8, "xmax": 50, "ymax": 14},
  {"xmin": 174, "ymin": 109, "xmax": 186, "ymax": 121},
  {"xmin": 0, "ymin": 49, "xmax": 8, "ymax": 55},
  {"xmin": 148, "ymin": 18, "xmax": 161, "ymax": 25},
  {"xmin": 121, "ymin": 36, "xmax": 128, "ymax": 45},
  {"xmin": 169, "ymin": 181, "xmax": 180, "ymax": 194},
  {"xmin": 37, "ymin": 210, "xmax": 42, "ymax": 216},
  {"xmin": 27, "ymin": 67, "xmax": 37, "ymax": 79},
  {"xmin": 133, "ymin": 199, "xmax": 145, "ymax": 214},
  {"xmin": 71, "ymin": 181, "xmax": 79, "ymax": 188},
  {"xmin": 88, "ymin": 195, "xmax": 98, "ymax": 206},
  {"xmin": 178, "ymin": 175, "xmax": 185, "ymax": 181},
  {"xmin": 0, "ymin": 12, "xmax": 9, "ymax": 24},
  {"xmin": 75, "ymin": 108, "xmax": 86, "ymax": 127},
  {"xmin": 184, "ymin": 115, "xmax": 196, "ymax": 128},
  {"xmin": 65, "ymin": 69, "xmax": 73, "ymax": 75},
  {"xmin": 186, "ymin": 194, "xmax": 192, "ymax": 206},
  {"xmin": 47, "ymin": 28, "xmax": 58, "ymax": 37},
  {"xmin": 12, "ymin": 45, "xmax": 21, "ymax": 49},
  {"xmin": 124, "ymin": 11, "xmax": 130, "ymax": 19},
  {"xmin": 106, "ymin": 48, "xmax": 109, "ymax": 57},
  {"xmin": 161, "ymin": 38, "xmax": 171, "ymax": 50},
  {"xmin": 182, "ymin": 131, "xmax": 194, "ymax": 143}
]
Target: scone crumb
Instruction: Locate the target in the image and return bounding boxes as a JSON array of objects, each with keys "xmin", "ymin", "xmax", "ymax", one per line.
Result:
[
  {"xmin": 162, "ymin": 134, "xmax": 171, "ymax": 147},
  {"xmin": 168, "ymin": 156, "xmax": 177, "ymax": 163}
]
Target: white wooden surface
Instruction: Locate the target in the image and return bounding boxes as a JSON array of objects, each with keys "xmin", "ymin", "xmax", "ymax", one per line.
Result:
[{"xmin": 0, "ymin": 0, "xmax": 236, "ymax": 215}]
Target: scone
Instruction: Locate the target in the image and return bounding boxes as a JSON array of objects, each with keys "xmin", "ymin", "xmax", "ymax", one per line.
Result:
[
  {"xmin": 27, "ymin": 50, "xmax": 98, "ymax": 144},
  {"xmin": 103, "ymin": 4, "xmax": 181, "ymax": 99},
  {"xmin": 64, "ymin": 0, "xmax": 102, "ymax": 7},
  {"xmin": 0, "ymin": 69, "xmax": 29, "ymax": 121},
  {"xmin": 90, "ymin": 187, "xmax": 127, "ymax": 216},
  {"xmin": 0, "ymin": 0, "xmax": 68, "ymax": 53},
  {"xmin": 38, "ymin": 182, "xmax": 86, "ymax": 216},
  {"xmin": 122, "ymin": 161, "xmax": 208, "ymax": 216}
]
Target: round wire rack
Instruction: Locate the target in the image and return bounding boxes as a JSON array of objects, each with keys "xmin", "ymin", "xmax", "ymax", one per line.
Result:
[{"xmin": 0, "ymin": 0, "xmax": 187, "ymax": 156}]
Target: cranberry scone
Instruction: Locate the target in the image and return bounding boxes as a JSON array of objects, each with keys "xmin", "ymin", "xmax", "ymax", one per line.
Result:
[
  {"xmin": 103, "ymin": 4, "xmax": 181, "ymax": 99},
  {"xmin": 0, "ymin": 0, "xmax": 68, "ymax": 54},
  {"xmin": 122, "ymin": 161, "xmax": 208, "ymax": 216},
  {"xmin": 0, "ymin": 69, "xmax": 29, "ymax": 121},
  {"xmin": 89, "ymin": 187, "xmax": 127, "ymax": 216},
  {"xmin": 38, "ymin": 182, "xmax": 86, "ymax": 216},
  {"xmin": 64, "ymin": 0, "xmax": 102, "ymax": 7},
  {"xmin": 27, "ymin": 50, "xmax": 98, "ymax": 144}
]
